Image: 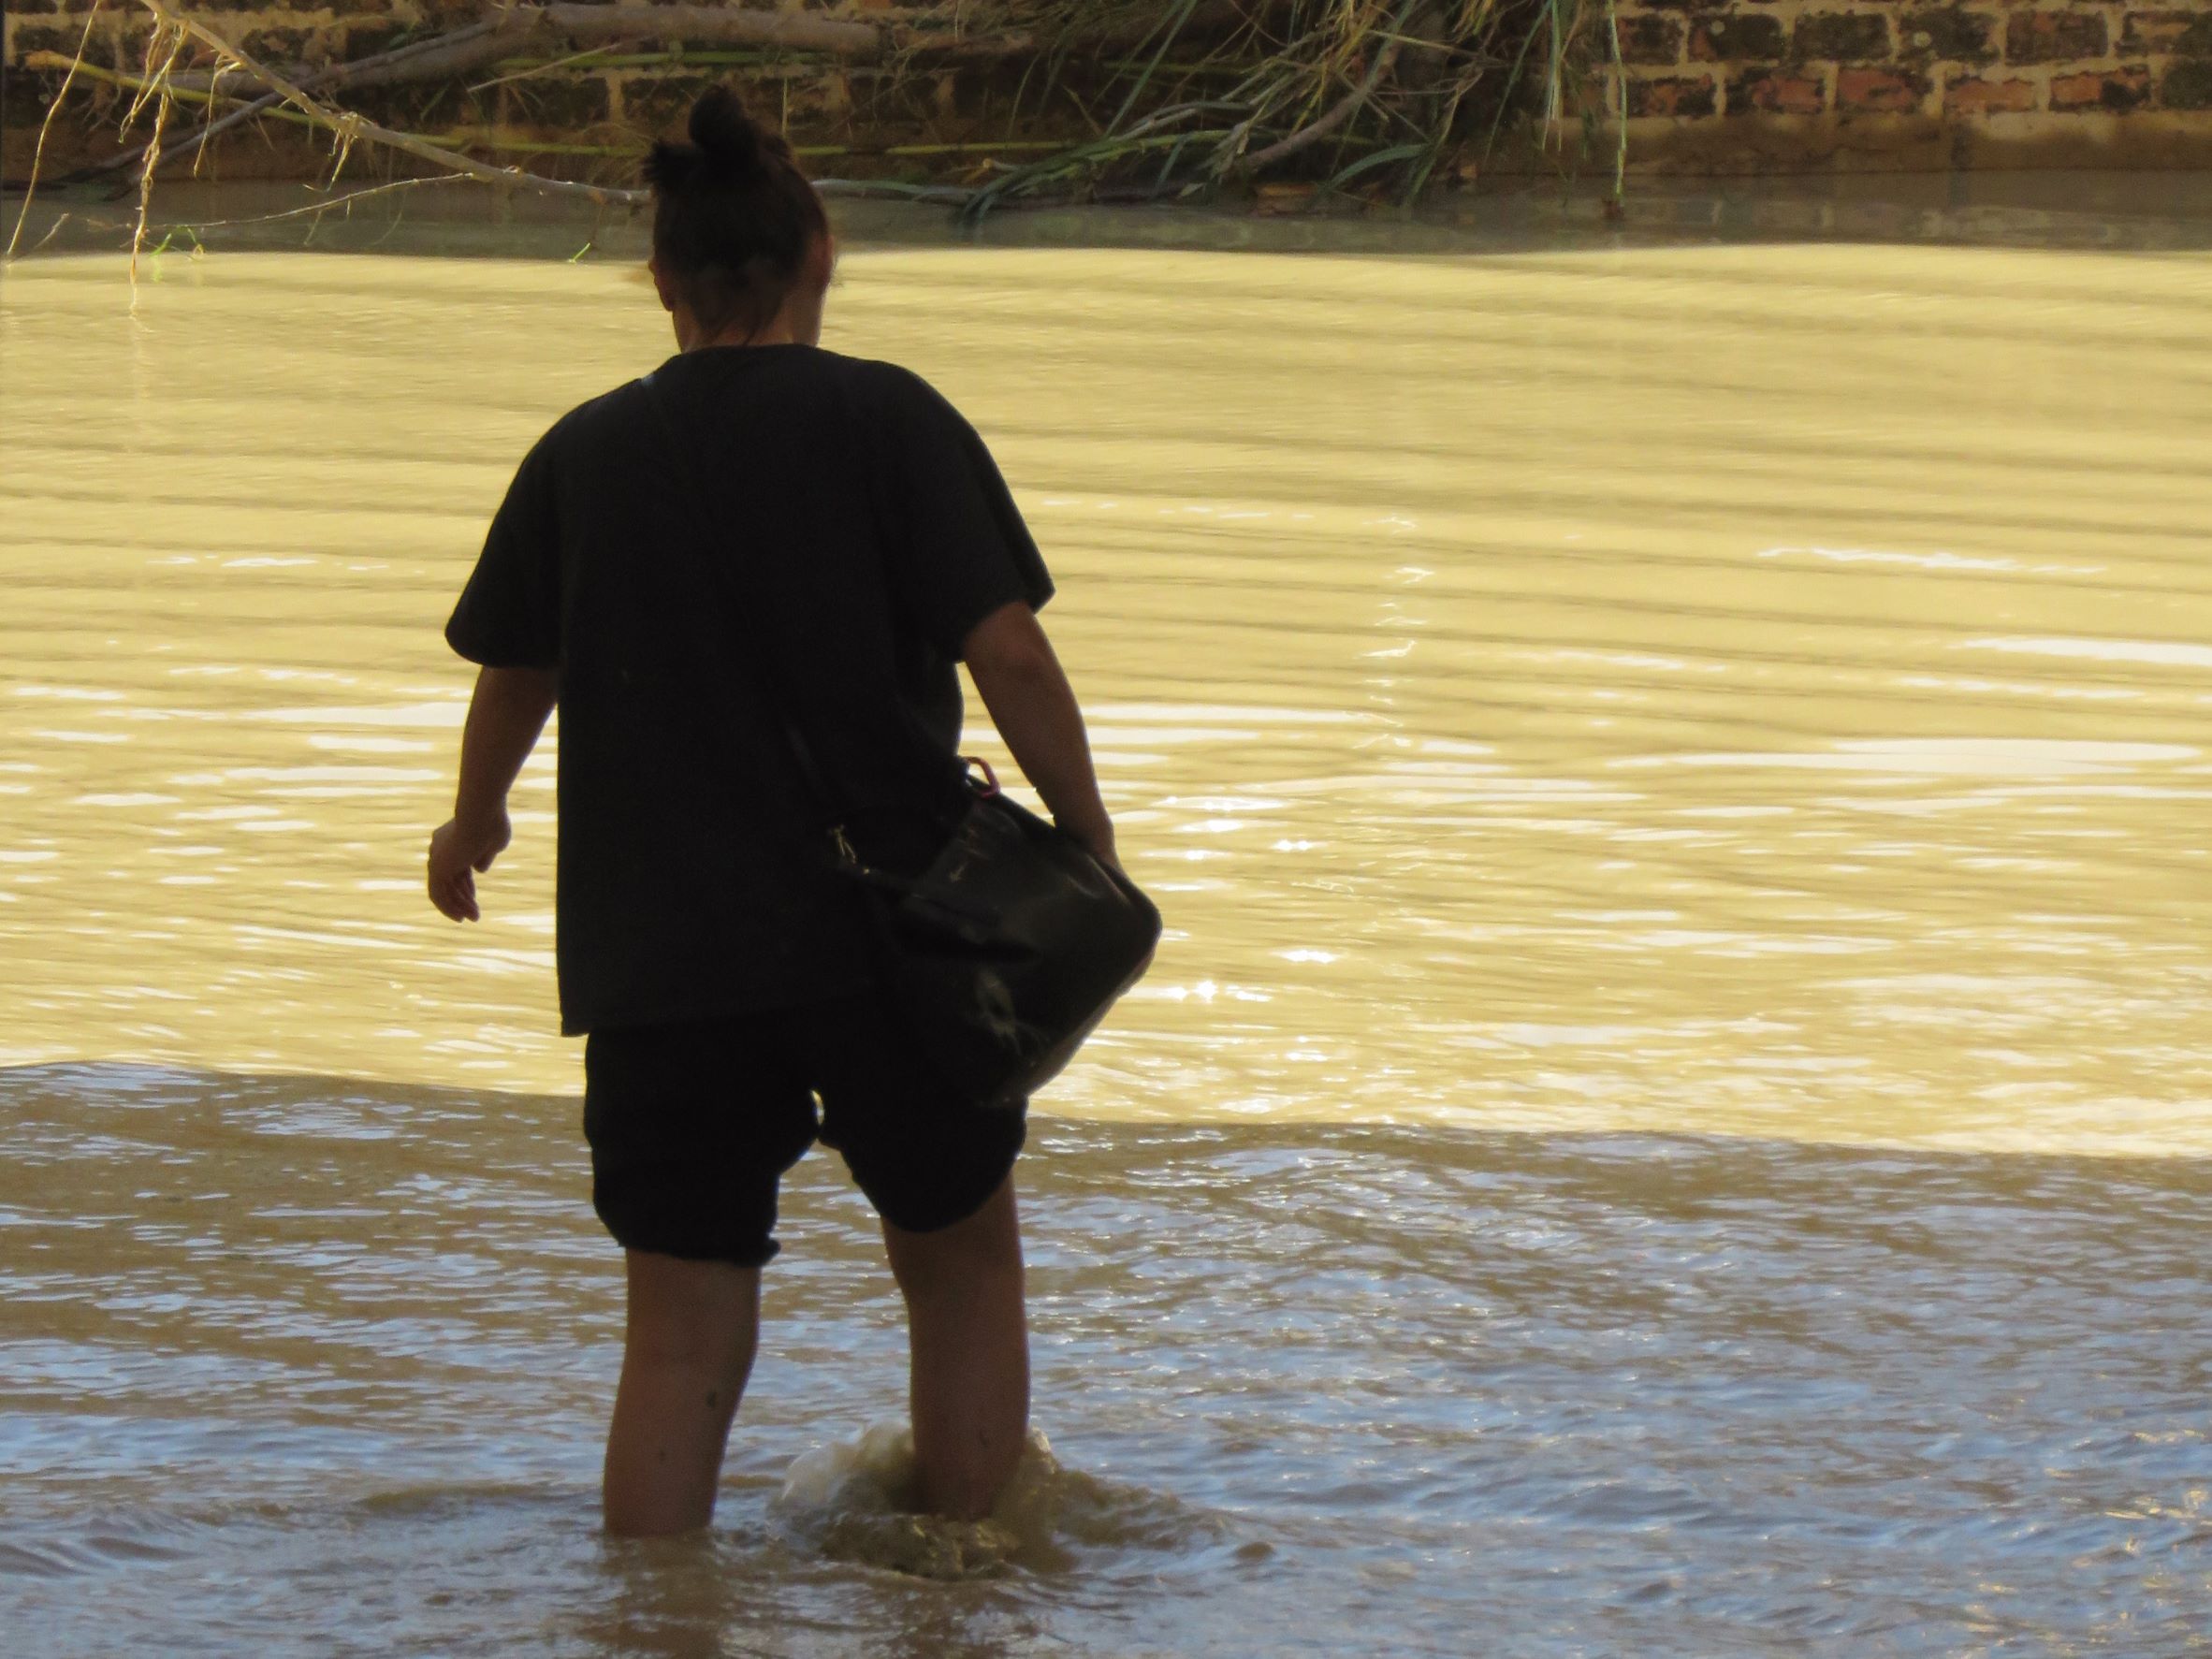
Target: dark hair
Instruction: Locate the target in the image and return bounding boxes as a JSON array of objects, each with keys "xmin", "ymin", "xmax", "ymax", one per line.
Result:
[{"xmin": 643, "ymin": 86, "xmax": 830, "ymax": 341}]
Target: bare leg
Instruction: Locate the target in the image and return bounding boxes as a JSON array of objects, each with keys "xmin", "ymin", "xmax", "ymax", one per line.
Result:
[
  {"xmin": 881, "ymin": 1176, "xmax": 1030, "ymax": 1521},
  {"xmin": 602, "ymin": 1250, "xmax": 760, "ymax": 1536}
]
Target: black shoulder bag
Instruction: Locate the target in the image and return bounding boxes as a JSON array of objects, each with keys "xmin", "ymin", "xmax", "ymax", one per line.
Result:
[{"xmin": 640, "ymin": 370, "xmax": 1160, "ymax": 1110}]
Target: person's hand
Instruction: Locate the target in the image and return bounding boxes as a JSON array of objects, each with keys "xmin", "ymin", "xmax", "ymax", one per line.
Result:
[
  {"xmin": 428, "ymin": 808, "xmax": 511, "ymax": 923},
  {"xmin": 1067, "ymin": 828, "xmax": 1154, "ymax": 979}
]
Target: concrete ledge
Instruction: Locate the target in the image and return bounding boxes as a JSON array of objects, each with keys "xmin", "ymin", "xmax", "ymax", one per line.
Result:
[{"xmin": 1598, "ymin": 109, "xmax": 2212, "ymax": 173}]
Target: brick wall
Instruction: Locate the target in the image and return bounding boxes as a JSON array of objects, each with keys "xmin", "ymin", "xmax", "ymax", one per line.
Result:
[
  {"xmin": 1609, "ymin": 2, "xmax": 2212, "ymax": 167},
  {"xmin": 7, "ymin": 2, "xmax": 2211, "ymax": 188}
]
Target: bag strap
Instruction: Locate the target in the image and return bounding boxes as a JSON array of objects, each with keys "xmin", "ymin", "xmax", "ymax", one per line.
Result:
[{"xmin": 637, "ymin": 366, "xmax": 860, "ymax": 866}]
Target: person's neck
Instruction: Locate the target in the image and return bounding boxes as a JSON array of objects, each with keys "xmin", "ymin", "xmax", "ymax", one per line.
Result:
[
  {"xmin": 686, "ymin": 324, "xmax": 801, "ymax": 351},
  {"xmin": 677, "ymin": 305, "xmax": 815, "ymax": 352}
]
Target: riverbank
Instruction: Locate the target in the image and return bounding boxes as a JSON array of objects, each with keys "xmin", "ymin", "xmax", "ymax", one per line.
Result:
[{"xmin": 7, "ymin": 2, "xmax": 2212, "ymax": 212}]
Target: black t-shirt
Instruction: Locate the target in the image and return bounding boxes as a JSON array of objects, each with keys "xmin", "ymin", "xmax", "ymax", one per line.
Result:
[{"xmin": 445, "ymin": 345, "xmax": 1053, "ymax": 1035}]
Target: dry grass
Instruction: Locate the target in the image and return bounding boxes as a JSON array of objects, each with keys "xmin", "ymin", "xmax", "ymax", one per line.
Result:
[
  {"xmin": 4, "ymin": 0, "xmax": 1624, "ymax": 248},
  {"xmin": 955, "ymin": 0, "xmax": 1624, "ymax": 216}
]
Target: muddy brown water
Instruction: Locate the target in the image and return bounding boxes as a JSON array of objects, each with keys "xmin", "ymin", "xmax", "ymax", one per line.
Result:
[{"xmin": 2, "ymin": 226, "xmax": 2209, "ymax": 1653}]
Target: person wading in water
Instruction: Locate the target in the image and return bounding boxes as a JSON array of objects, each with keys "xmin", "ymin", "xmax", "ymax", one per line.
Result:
[{"xmin": 425, "ymin": 85, "xmax": 1118, "ymax": 1536}]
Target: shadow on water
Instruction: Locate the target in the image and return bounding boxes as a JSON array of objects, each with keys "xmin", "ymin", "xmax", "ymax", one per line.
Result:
[{"xmin": 2, "ymin": 1062, "xmax": 2209, "ymax": 1653}]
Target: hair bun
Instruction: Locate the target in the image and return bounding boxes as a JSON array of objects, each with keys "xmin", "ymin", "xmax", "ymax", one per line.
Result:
[{"xmin": 689, "ymin": 85, "xmax": 764, "ymax": 180}]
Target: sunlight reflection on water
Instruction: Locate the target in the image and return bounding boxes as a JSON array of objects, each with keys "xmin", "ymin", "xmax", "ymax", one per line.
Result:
[
  {"xmin": 4, "ymin": 220, "xmax": 2212, "ymax": 1654},
  {"xmin": 4, "ymin": 240, "xmax": 2212, "ymax": 1150}
]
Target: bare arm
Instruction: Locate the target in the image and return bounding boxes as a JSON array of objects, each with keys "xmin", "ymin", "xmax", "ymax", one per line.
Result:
[
  {"xmin": 427, "ymin": 664, "xmax": 559, "ymax": 923},
  {"xmin": 962, "ymin": 602, "xmax": 1116, "ymax": 866}
]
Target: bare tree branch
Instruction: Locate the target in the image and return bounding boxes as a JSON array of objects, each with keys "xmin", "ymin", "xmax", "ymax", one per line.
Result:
[
  {"xmin": 136, "ymin": 0, "xmax": 648, "ymax": 208},
  {"xmin": 169, "ymin": 4, "xmax": 884, "ymax": 96},
  {"xmin": 60, "ymin": 18, "xmax": 508, "ymax": 186}
]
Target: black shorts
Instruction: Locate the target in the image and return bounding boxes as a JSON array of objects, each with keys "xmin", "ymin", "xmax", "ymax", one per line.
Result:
[{"xmin": 580, "ymin": 990, "xmax": 1026, "ymax": 1268}]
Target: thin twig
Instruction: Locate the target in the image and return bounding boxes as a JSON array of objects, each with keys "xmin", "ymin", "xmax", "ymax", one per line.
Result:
[
  {"xmin": 144, "ymin": 176, "xmax": 449, "ymax": 233},
  {"xmin": 129, "ymin": 22, "xmax": 186, "ymax": 284},
  {"xmin": 1604, "ymin": 0, "xmax": 1627, "ymax": 201},
  {"xmin": 119, "ymin": 17, "xmax": 179, "ymax": 130},
  {"xmin": 6, "ymin": 0, "xmax": 106, "ymax": 260},
  {"xmin": 469, "ymin": 43, "xmax": 633, "ymax": 95},
  {"xmin": 28, "ymin": 213, "xmax": 76, "ymax": 255}
]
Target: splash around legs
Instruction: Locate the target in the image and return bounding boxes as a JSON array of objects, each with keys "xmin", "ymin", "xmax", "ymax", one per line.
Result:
[
  {"xmin": 599, "ymin": 1176, "xmax": 1030, "ymax": 1535},
  {"xmin": 884, "ymin": 1176, "xmax": 1031, "ymax": 1521}
]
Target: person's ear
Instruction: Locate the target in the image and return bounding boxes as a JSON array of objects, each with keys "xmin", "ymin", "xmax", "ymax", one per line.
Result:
[{"xmin": 648, "ymin": 255, "xmax": 679, "ymax": 314}]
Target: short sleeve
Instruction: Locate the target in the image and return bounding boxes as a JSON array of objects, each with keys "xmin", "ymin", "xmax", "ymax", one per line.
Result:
[
  {"xmin": 872, "ymin": 367, "xmax": 1054, "ymax": 659},
  {"xmin": 445, "ymin": 440, "xmax": 562, "ymax": 671}
]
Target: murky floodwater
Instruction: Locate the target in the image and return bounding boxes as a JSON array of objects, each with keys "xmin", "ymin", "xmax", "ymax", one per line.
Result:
[{"xmin": 3, "ymin": 223, "xmax": 2210, "ymax": 1652}]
